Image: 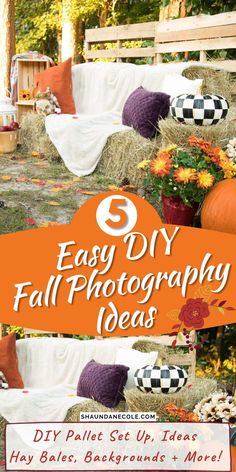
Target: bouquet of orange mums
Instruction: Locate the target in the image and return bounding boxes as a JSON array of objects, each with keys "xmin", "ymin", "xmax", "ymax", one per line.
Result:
[{"xmin": 138, "ymin": 135, "xmax": 236, "ymax": 207}]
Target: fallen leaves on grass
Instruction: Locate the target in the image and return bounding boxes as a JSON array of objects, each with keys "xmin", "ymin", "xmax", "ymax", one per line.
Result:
[
  {"xmin": 46, "ymin": 201, "xmax": 60, "ymax": 206},
  {"xmin": 16, "ymin": 177, "xmax": 29, "ymax": 183},
  {"xmin": 24, "ymin": 218, "xmax": 37, "ymax": 226},
  {"xmin": 76, "ymin": 190, "xmax": 96, "ymax": 195},
  {"xmin": 107, "ymin": 184, "xmax": 137, "ymax": 192},
  {"xmin": 1, "ymin": 175, "xmax": 12, "ymax": 181},
  {"xmin": 32, "ymin": 150, "xmax": 40, "ymax": 157},
  {"xmin": 108, "ymin": 185, "xmax": 121, "ymax": 191},
  {"xmin": 31, "ymin": 151, "xmax": 45, "ymax": 159},
  {"xmin": 31, "ymin": 179, "xmax": 46, "ymax": 186},
  {"xmin": 50, "ymin": 187, "xmax": 64, "ymax": 193}
]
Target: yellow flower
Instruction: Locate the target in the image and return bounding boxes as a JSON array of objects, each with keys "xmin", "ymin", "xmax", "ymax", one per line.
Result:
[
  {"xmin": 164, "ymin": 144, "xmax": 177, "ymax": 153},
  {"xmin": 137, "ymin": 159, "xmax": 150, "ymax": 170},
  {"xmin": 197, "ymin": 171, "xmax": 215, "ymax": 188},
  {"xmin": 174, "ymin": 167, "xmax": 196, "ymax": 184},
  {"xmin": 218, "ymin": 150, "xmax": 228, "ymax": 163},
  {"xmin": 221, "ymin": 161, "xmax": 236, "ymax": 179}
]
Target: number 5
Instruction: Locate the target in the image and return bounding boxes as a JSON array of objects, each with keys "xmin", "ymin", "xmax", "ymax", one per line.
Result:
[{"xmin": 105, "ymin": 198, "xmax": 128, "ymax": 229}]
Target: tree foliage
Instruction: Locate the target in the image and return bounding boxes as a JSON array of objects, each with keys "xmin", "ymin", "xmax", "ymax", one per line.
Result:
[
  {"xmin": 186, "ymin": 0, "xmax": 236, "ymax": 15},
  {"xmin": 16, "ymin": 0, "xmax": 60, "ymax": 57},
  {"xmin": 15, "ymin": 0, "xmax": 235, "ymax": 59}
]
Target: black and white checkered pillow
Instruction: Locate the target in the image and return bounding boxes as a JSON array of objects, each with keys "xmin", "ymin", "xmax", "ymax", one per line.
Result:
[
  {"xmin": 170, "ymin": 94, "xmax": 229, "ymax": 126},
  {"xmin": 134, "ymin": 365, "xmax": 188, "ymax": 394},
  {"xmin": 0, "ymin": 370, "xmax": 8, "ymax": 389}
]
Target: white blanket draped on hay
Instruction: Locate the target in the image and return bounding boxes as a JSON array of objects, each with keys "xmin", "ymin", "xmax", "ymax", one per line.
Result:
[
  {"xmin": 45, "ymin": 62, "xmax": 194, "ymax": 177},
  {"xmin": 0, "ymin": 336, "xmax": 138, "ymax": 423}
]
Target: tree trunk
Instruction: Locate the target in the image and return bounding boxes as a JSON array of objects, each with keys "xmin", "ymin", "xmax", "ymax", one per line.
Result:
[
  {"xmin": 159, "ymin": 0, "xmax": 188, "ymax": 21},
  {"xmin": 215, "ymin": 325, "xmax": 225, "ymax": 360},
  {"xmin": 98, "ymin": 0, "xmax": 118, "ymax": 27},
  {"xmin": 57, "ymin": 30, "xmax": 62, "ymax": 63},
  {"xmin": 61, "ymin": 0, "xmax": 85, "ymax": 64},
  {"xmin": 75, "ymin": 20, "xmax": 85, "ymax": 64},
  {"xmin": 0, "ymin": 0, "xmax": 15, "ymax": 98}
]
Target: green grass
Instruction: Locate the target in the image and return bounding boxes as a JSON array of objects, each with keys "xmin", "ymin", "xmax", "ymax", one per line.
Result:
[
  {"xmin": 0, "ymin": 149, "xmax": 119, "ymax": 235},
  {"xmin": 95, "ymin": 175, "xmax": 118, "ymax": 186},
  {"xmin": 0, "ymin": 207, "xmax": 29, "ymax": 234},
  {"xmin": 22, "ymin": 161, "xmax": 73, "ymax": 180}
]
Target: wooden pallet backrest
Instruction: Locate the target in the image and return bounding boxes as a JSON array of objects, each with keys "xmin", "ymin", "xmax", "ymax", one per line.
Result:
[
  {"xmin": 146, "ymin": 333, "xmax": 196, "ymax": 377},
  {"xmin": 23, "ymin": 328, "xmax": 62, "ymax": 337},
  {"xmin": 155, "ymin": 11, "xmax": 236, "ymax": 69},
  {"xmin": 84, "ymin": 11, "xmax": 236, "ymax": 73}
]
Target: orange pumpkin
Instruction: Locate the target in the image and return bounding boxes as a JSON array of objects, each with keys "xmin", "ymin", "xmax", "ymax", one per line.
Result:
[
  {"xmin": 201, "ymin": 179, "xmax": 236, "ymax": 234},
  {"xmin": 231, "ymin": 446, "xmax": 236, "ymax": 472}
]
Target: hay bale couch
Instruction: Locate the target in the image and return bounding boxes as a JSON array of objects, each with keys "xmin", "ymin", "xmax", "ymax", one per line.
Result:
[
  {"xmin": 21, "ymin": 61, "xmax": 234, "ymax": 183},
  {"xmin": 0, "ymin": 335, "xmax": 216, "ymax": 435}
]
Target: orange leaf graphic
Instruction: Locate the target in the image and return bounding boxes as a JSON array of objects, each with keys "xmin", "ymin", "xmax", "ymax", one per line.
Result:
[
  {"xmin": 194, "ymin": 284, "xmax": 212, "ymax": 302},
  {"xmin": 166, "ymin": 309, "xmax": 180, "ymax": 322}
]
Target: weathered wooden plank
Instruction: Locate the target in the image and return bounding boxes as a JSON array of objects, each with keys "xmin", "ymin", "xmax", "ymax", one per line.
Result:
[
  {"xmin": 156, "ymin": 37, "xmax": 236, "ymax": 53},
  {"xmin": 17, "ymin": 58, "xmax": 49, "ymax": 62},
  {"xmin": 85, "ymin": 22, "xmax": 156, "ymax": 42},
  {"xmin": 211, "ymin": 60, "xmax": 236, "ymax": 72},
  {"xmin": 157, "ymin": 24, "xmax": 236, "ymax": 43},
  {"xmin": 156, "ymin": 11, "xmax": 236, "ymax": 34},
  {"xmin": 85, "ymin": 47, "xmax": 156, "ymax": 59},
  {"xmin": 200, "ymin": 50, "xmax": 207, "ymax": 62}
]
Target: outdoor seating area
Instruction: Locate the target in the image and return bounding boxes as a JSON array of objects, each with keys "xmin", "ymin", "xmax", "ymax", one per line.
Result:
[{"xmin": 0, "ymin": 11, "xmax": 235, "ymax": 230}]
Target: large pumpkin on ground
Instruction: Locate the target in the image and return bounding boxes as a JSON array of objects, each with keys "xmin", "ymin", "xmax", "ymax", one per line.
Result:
[{"xmin": 201, "ymin": 179, "xmax": 236, "ymax": 234}]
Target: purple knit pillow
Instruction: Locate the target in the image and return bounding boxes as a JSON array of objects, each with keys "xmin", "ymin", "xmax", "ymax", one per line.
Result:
[
  {"xmin": 122, "ymin": 86, "xmax": 170, "ymax": 139},
  {"xmin": 77, "ymin": 360, "xmax": 129, "ymax": 408}
]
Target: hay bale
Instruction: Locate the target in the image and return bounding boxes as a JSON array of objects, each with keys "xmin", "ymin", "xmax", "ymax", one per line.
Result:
[
  {"xmin": 20, "ymin": 113, "xmax": 60, "ymax": 161},
  {"xmin": 133, "ymin": 340, "xmax": 168, "ymax": 362},
  {"xmin": 19, "ymin": 66, "xmax": 235, "ymax": 183},
  {"xmin": 0, "ymin": 416, "xmax": 6, "ymax": 437},
  {"xmin": 125, "ymin": 378, "xmax": 217, "ymax": 417},
  {"xmin": 97, "ymin": 130, "xmax": 161, "ymax": 184},
  {"xmin": 182, "ymin": 65, "xmax": 234, "ymax": 104},
  {"xmin": 159, "ymin": 115, "xmax": 236, "ymax": 149},
  {"xmin": 65, "ymin": 400, "xmax": 126, "ymax": 422},
  {"xmin": 133, "ymin": 339, "xmax": 188, "ymax": 366}
]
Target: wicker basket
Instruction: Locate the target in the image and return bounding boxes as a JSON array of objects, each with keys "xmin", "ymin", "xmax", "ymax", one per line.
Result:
[{"xmin": 0, "ymin": 130, "xmax": 18, "ymax": 154}]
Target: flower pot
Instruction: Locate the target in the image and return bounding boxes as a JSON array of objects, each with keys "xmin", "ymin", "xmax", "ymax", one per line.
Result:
[{"xmin": 162, "ymin": 194, "xmax": 198, "ymax": 226}]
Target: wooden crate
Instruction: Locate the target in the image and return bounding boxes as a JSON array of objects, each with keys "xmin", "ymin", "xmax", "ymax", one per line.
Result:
[{"xmin": 16, "ymin": 58, "xmax": 50, "ymax": 123}]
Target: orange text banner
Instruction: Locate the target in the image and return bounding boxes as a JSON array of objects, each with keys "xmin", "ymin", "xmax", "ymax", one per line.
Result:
[{"xmin": 0, "ymin": 191, "xmax": 235, "ymax": 336}]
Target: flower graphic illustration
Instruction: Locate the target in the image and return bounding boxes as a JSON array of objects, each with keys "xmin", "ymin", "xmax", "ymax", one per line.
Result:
[{"xmin": 179, "ymin": 298, "xmax": 210, "ymax": 329}]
